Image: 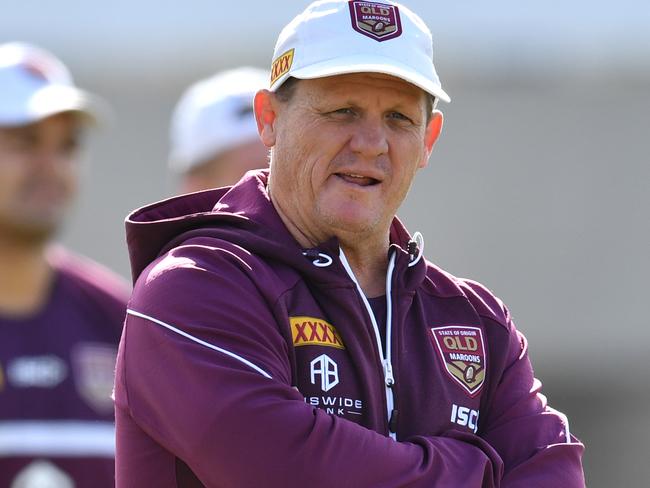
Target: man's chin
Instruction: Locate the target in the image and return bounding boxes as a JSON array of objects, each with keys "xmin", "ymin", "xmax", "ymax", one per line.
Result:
[
  {"xmin": 0, "ymin": 220, "xmax": 60, "ymax": 246},
  {"xmin": 323, "ymin": 210, "xmax": 384, "ymax": 238}
]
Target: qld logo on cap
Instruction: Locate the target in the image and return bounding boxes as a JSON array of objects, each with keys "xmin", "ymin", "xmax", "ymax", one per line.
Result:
[{"xmin": 348, "ymin": 1, "xmax": 403, "ymax": 42}]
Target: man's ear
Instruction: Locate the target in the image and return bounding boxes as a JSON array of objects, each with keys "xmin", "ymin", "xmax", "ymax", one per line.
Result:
[
  {"xmin": 419, "ymin": 110, "xmax": 443, "ymax": 168},
  {"xmin": 254, "ymin": 89, "xmax": 278, "ymax": 148}
]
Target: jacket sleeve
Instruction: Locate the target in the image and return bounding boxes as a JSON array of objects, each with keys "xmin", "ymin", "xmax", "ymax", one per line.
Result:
[
  {"xmin": 115, "ymin": 245, "xmax": 502, "ymax": 487},
  {"xmin": 479, "ymin": 304, "xmax": 586, "ymax": 487}
]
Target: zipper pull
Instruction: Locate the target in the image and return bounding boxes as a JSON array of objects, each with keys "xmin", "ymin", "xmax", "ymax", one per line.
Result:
[
  {"xmin": 389, "ymin": 409, "xmax": 399, "ymax": 433},
  {"xmin": 383, "ymin": 359, "xmax": 395, "ymax": 387}
]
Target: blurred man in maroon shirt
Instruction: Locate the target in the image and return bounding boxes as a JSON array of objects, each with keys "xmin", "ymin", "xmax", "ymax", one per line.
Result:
[{"xmin": 0, "ymin": 42, "xmax": 128, "ymax": 487}]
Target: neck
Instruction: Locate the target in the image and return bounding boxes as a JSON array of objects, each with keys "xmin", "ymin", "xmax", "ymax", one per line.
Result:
[
  {"xmin": 0, "ymin": 236, "xmax": 53, "ymax": 315},
  {"xmin": 268, "ymin": 187, "xmax": 391, "ymax": 298},
  {"xmin": 340, "ymin": 236, "xmax": 389, "ymax": 298}
]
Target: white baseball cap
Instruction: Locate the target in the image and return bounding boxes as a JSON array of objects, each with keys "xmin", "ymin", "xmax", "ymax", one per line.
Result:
[
  {"xmin": 270, "ymin": 0, "xmax": 450, "ymax": 104},
  {"xmin": 169, "ymin": 67, "xmax": 269, "ymax": 173},
  {"xmin": 0, "ymin": 42, "xmax": 103, "ymax": 127}
]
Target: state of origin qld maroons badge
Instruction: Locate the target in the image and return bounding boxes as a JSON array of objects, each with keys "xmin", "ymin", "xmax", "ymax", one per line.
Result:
[
  {"xmin": 430, "ymin": 326, "xmax": 486, "ymax": 397},
  {"xmin": 348, "ymin": 1, "xmax": 403, "ymax": 42}
]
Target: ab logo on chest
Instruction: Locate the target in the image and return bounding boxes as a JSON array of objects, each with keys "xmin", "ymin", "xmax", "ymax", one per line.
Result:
[{"xmin": 310, "ymin": 354, "xmax": 339, "ymax": 392}]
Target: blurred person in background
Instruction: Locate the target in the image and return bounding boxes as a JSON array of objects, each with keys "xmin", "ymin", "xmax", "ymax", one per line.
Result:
[
  {"xmin": 0, "ymin": 42, "xmax": 128, "ymax": 487},
  {"xmin": 169, "ymin": 67, "xmax": 269, "ymax": 193}
]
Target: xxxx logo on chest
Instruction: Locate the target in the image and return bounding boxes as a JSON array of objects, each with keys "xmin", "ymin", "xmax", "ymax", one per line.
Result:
[
  {"xmin": 290, "ymin": 316, "xmax": 345, "ymax": 349},
  {"xmin": 430, "ymin": 326, "xmax": 486, "ymax": 396}
]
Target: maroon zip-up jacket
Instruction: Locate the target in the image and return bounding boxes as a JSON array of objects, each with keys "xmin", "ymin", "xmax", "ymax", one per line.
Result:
[{"xmin": 114, "ymin": 170, "xmax": 585, "ymax": 487}]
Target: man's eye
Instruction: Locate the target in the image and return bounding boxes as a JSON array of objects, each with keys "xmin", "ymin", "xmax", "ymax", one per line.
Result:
[
  {"xmin": 61, "ymin": 137, "xmax": 81, "ymax": 156},
  {"xmin": 7, "ymin": 135, "xmax": 34, "ymax": 150},
  {"xmin": 388, "ymin": 112, "xmax": 411, "ymax": 122},
  {"xmin": 332, "ymin": 108, "xmax": 355, "ymax": 115}
]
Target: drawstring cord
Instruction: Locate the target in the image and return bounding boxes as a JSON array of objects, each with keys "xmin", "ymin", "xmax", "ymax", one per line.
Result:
[
  {"xmin": 302, "ymin": 249, "xmax": 333, "ymax": 267},
  {"xmin": 407, "ymin": 231, "xmax": 424, "ymax": 267},
  {"xmin": 303, "ymin": 231, "xmax": 423, "ymax": 269}
]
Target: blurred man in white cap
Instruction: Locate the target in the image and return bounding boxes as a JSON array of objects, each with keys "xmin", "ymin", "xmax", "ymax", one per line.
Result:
[
  {"xmin": 169, "ymin": 67, "xmax": 269, "ymax": 193},
  {"xmin": 0, "ymin": 42, "xmax": 128, "ymax": 487},
  {"xmin": 115, "ymin": 1, "xmax": 585, "ymax": 486}
]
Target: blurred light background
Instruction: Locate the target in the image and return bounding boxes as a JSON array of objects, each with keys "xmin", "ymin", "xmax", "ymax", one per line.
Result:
[{"xmin": 3, "ymin": 1, "xmax": 649, "ymax": 486}]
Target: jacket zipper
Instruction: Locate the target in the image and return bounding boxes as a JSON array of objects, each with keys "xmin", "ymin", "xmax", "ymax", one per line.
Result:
[
  {"xmin": 339, "ymin": 249, "xmax": 398, "ymax": 440},
  {"xmin": 384, "ymin": 251, "xmax": 397, "ymax": 438}
]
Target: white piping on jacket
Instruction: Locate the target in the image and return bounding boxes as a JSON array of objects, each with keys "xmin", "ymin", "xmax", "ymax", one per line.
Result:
[
  {"xmin": 126, "ymin": 309, "xmax": 273, "ymax": 379},
  {"xmin": 0, "ymin": 420, "xmax": 115, "ymax": 456},
  {"xmin": 339, "ymin": 249, "xmax": 397, "ymax": 440}
]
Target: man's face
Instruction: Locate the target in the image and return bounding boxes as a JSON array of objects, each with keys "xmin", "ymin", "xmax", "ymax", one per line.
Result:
[
  {"xmin": 265, "ymin": 73, "xmax": 438, "ymax": 244},
  {"xmin": 0, "ymin": 112, "xmax": 82, "ymax": 243}
]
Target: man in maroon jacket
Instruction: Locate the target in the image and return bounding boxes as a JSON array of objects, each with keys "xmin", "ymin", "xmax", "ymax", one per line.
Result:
[
  {"xmin": 115, "ymin": 1, "xmax": 586, "ymax": 486},
  {"xmin": 0, "ymin": 42, "xmax": 129, "ymax": 486}
]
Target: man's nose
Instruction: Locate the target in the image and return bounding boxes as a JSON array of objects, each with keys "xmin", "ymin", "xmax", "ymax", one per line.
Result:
[
  {"xmin": 32, "ymin": 150, "xmax": 60, "ymax": 167},
  {"xmin": 29, "ymin": 148, "xmax": 72, "ymax": 173},
  {"xmin": 348, "ymin": 117, "xmax": 389, "ymax": 159}
]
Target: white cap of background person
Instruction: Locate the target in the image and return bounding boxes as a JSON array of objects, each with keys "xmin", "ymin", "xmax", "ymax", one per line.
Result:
[
  {"xmin": 169, "ymin": 67, "xmax": 270, "ymax": 177},
  {"xmin": 269, "ymin": 0, "xmax": 450, "ymax": 104},
  {"xmin": 0, "ymin": 42, "xmax": 103, "ymax": 126}
]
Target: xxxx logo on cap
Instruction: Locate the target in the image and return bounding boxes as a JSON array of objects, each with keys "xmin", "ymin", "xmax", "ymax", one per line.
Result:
[
  {"xmin": 270, "ymin": 48, "xmax": 295, "ymax": 87},
  {"xmin": 430, "ymin": 326, "xmax": 486, "ymax": 396},
  {"xmin": 348, "ymin": 1, "xmax": 403, "ymax": 42}
]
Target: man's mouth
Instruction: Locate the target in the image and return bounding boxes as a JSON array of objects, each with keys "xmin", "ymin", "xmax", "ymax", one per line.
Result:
[{"xmin": 335, "ymin": 173, "xmax": 380, "ymax": 187}]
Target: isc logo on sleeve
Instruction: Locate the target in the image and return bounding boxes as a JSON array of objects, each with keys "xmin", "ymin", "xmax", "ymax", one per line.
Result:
[{"xmin": 450, "ymin": 403, "xmax": 480, "ymax": 433}]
